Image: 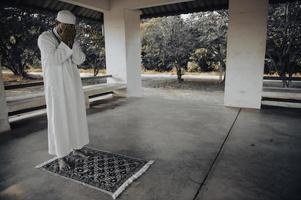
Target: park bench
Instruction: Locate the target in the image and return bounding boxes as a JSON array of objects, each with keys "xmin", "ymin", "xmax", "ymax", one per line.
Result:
[{"xmin": 5, "ymin": 76, "xmax": 126, "ymax": 116}]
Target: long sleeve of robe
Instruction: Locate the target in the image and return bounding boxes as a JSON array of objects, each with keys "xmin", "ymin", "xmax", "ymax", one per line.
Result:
[{"xmin": 38, "ymin": 31, "xmax": 89, "ymax": 158}]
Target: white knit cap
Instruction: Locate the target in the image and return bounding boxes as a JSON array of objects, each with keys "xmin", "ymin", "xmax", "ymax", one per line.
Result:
[{"xmin": 56, "ymin": 10, "xmax": 76, "ymax": 24}]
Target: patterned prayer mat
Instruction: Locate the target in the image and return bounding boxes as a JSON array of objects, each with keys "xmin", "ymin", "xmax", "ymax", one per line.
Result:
[{"xmin": 36, "ymin": 147, "xmax": 154, "ymax": 199}]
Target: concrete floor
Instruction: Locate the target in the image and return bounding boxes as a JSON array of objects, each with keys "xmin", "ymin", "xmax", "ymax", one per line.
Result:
[{"xmin": 0, "ymin": 87, "xmax": 301, "ymax": 200}]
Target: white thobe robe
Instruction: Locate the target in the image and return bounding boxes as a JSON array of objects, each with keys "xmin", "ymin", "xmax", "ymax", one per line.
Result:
[{"xmin": 38, "ymin": 29, "xmax": 89, "ymax": 158}]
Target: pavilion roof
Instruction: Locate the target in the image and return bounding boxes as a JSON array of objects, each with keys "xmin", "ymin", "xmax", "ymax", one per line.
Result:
[{"xmin": 1, "ymin": 0, "xmax": 299, "ymax": 21}]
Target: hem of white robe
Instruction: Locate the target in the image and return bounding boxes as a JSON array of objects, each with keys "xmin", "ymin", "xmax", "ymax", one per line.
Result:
[{"xmin": 49, "ymin": 141, "xmax": 89, "ymax": 158}]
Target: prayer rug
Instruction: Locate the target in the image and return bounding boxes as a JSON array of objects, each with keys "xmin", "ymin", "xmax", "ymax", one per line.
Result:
[{"xmin": 36, "ymin": 146, "xmax": 154, "ymax": 199}]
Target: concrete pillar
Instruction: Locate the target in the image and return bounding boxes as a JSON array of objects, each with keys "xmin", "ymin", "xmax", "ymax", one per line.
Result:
[
  {"xmin": 0, "ymin": 66, "xmax": 11, "ymax": 133},
  {"xmin": 224, "ymin": 0, "xmax": 268, "ymax": 109},
  {"xmin": 103, "ymin": 9, "xmax": 142, "ymax": 97}
]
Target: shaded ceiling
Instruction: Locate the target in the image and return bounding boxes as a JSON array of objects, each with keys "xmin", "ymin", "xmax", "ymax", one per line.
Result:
[
  {"xmin": 141, "ymin": 0, "xmax": 300, "ymax": 19},
  {"xmin": 0, "ymin": 0, "xmax": 103, "ymax": 21},
  {"xmin": 0, "ymin": 0, "xmax": 299, "ymax": 21}
]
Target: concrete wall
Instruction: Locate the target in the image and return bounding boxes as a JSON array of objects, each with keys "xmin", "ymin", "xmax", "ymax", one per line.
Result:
[
  {"xmin": 0, "ymin": 66, "xmax": 11, "ymax": 133},
  {"xmin": 103, "ymin": 8, "xmax": 142, "ymax": 96},
  {"xmin": 224, "ymin": 0, "xmax": 268, "ymax": 109}
]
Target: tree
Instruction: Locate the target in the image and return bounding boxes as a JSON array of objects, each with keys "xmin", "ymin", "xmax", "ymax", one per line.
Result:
[
  {"xmin": 0, "ymin": 7, "xmax": 54, "ymax": 77},
  {"xmin": 77, "ymin": 19, "xmax": 105, "ymax": 76},
  {"xmin": 141, "ymin": 16, "xmax": 195, "ymax": 82},
  {"xmin": 163, "ymin": 16, "xmax": 195, "ymax": 82},
  {"xmin": 266, "ymin": 1, "xmax": 301, "ymax": 87},
  {"xmin": 189, "ymin": 11, "xmax": 228, "ymax": 82},
  {"xmin": 141, "ymin": 18, "xmax": 170, "ymax": 72},
  {"xmin": 0, "ymin": 6, "xmax": 105, "ymax": 77},
  {"xmin": 141, "ymin": 11, "xmax": 228, "ymax": 83}
]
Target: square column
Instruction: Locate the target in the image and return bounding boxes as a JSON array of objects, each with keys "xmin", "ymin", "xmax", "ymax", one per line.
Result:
[
  {"xmin": 103, "ymin": 9, "xmax": 142, "ymax": 97},
  {"xmin": 224, "ymin": 0, "xmax": 268, "ymax": 109},
  {"xmin": 0, "ymin": 66, "xmax": 10, "ymax": 133}
]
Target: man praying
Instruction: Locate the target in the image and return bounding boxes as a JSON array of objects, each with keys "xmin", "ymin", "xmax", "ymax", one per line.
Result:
[{"xmin": 38, "ymin": 10, "xmax": 89, "ymax": 171}]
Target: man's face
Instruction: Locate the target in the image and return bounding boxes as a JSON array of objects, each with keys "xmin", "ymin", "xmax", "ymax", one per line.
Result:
[{"xmin": 57, "ymin": 22, "xmax": 76, "ymax": 34}]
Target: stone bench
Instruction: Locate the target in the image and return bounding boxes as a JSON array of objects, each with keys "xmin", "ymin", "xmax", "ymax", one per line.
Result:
[
  {"xmin": 261, "ymin": 87, "xmax": 301, "ymax": 108},
  {"xmin": 83, "ymin": 83, "xmax": 126, "ymax": 108},
  {"xmin": 6, "ymin": 83, "xmax": 126, "ymax": 114}
]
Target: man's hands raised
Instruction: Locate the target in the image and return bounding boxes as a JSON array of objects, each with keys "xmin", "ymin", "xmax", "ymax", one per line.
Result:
[{"xmin": 58, "ymin": 23, "xmax": 76, "ymax": 48}]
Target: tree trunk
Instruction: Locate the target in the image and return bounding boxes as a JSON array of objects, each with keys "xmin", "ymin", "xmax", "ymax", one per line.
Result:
[
  {"xmin": 176, "ymin": 64, "xmax": 183, "ymax": 83},
  {"xmin": 219, "ymin": 62, "xmax": 226, "ymax": 84},
  {"xmin": 218, "ymin": 65, "xmax": 224, "ymax": 83}
]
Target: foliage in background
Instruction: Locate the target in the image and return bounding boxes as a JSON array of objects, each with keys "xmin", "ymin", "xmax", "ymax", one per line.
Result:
[
  {"xmin": 265, "ymin": 1, "xmax": 301, "ymax": 87},
  {"xmin": 1, "ymin": 2, "xmax": 301, "ymax": 84},
  {"xmin": 189, "ymin": 11, "xmax": 228, "ymax": 82},
  {"xmin": 77, "ymin": 19, "xmax": 105, "ymax": 76},
  {"xmin": 0, "ymin": 7, "xmax": 54, "ymax": 77},
  {"xmin": 158, "ymin": 16, "xmax": 195, "ymax": 82},
  {"xmin": 0, "ymin": 6, "xmax": 104, "ymax": 77},
  {"xmin": 141, "ymin": 11, "xmax": 228, "ymax": 82},
  {"xmin": 141, "ymin": 2, "xmax": 301, "ymax": 83}
]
